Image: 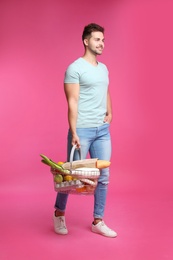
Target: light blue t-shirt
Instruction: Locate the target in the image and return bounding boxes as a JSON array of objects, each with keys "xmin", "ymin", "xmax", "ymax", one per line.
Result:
[{"xmin": 64, "ymin": 57, "xmax": 109, "ymax": 128}]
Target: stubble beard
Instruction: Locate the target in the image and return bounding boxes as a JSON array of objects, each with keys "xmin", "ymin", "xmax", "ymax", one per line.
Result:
[{"xmin": 91, "ymin": 48, "xmax": 103, "ymax": 56}]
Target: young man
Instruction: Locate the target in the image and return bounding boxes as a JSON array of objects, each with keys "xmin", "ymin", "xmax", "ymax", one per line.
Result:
[{"xmin": 53, "ymin": 23, "xmax": 117, "ymax": 238}]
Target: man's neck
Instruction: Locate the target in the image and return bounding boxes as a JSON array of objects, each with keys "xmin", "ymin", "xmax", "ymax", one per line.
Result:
[{"xmin": 82, "ymin": 52, "xmax": 98, "ymax": 66}]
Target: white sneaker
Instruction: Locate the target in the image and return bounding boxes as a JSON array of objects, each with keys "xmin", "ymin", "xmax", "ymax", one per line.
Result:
[
  {"xmin": 53, "ymin": 214, "xmax": 68, "ymax": 235},
  {"xmin": 92, "ymin": 221, "xmax": 117, "ymax": 238}
]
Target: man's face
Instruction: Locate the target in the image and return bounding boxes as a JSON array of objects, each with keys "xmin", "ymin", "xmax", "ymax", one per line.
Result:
[{"xmin": 84, "ymin": 31, "xmax": 105, "ymax": 55}]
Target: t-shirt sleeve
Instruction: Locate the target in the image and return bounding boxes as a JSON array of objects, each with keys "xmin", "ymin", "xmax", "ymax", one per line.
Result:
[{"xmin": 64, "ymin": 63, "xmax": 80, "ymax": 84}]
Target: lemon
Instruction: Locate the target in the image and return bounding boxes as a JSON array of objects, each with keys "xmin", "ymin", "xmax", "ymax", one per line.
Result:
[
  {"xmin": 63, "ymin": 175, "xmax": 73, "ymax": 181},
  {"xmin": 57, "ymin": 161, "xmax": 64, "ymax": 165}
]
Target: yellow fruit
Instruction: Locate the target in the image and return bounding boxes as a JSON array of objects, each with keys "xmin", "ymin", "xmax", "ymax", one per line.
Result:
[
  {"xmin": 57, "ymin": 161, "xmax": 64, "ymax": 165},
  {"xmin": 63, "ymin": 175, "xmax": 73, "ymax": 181}
]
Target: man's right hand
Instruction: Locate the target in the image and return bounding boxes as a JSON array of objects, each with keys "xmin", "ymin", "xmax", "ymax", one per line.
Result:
[{"xmin": 72, "ymin": 134, "xmax": 80, "ymax": 149}]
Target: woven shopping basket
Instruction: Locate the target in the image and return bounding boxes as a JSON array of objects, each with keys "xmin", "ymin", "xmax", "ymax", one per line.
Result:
[{"xmin": 51, "ymin": 145, "xmax": 100, "ymax": 195}]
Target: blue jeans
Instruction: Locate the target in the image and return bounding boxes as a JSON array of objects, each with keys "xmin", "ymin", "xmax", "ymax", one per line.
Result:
[{"xmin": 54, "ymin": 123, "xmax": 112, "ymax": 219}]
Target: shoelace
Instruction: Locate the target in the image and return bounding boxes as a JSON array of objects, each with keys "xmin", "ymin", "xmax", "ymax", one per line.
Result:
[
  {"xmin": 59, "ymin": 217, "xmax": 66, "ymax": 229},
  {"xmin": 101, "ymin": 221, "xmax": 113, "ymax": 231}
]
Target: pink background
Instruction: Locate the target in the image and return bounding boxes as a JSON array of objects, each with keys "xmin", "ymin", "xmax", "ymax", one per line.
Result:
[{"xmin": 0, "ymin": 0, "xmax": 173, "ymax": 259}]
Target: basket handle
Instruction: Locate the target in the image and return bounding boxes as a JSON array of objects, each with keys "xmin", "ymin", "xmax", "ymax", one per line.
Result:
[{"xmin": 69, "ymin": 145, "xmax": 82, "ymax": 171}]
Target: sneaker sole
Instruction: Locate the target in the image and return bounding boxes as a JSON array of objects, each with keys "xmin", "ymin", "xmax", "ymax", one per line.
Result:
[{"xmin": 92, "ymin": 227, "xmax": 117, "ymax": 238}]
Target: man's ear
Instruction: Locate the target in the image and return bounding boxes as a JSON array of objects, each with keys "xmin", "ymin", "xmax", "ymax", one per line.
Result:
[{"xmin": 84, "ymin": 38, "xmax": 88, "ymax": 47}]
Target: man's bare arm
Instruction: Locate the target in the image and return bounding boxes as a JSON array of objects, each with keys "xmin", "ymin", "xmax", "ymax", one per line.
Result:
[
  {"xmin": 64, "ymin": 83, "xmax": 81, "ymax": 147},
  {"xmin": 104, "ymin": 89, "xmax": 112, "ymax": 123}
]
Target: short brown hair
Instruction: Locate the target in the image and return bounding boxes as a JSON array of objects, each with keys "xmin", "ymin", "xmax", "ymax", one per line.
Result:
[{"xmin": 82, "ymin": 23, "xmax": 104, "ymax": 42}]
